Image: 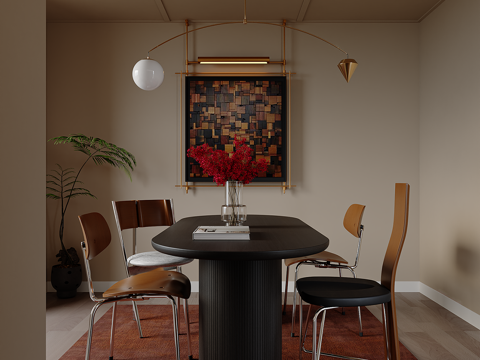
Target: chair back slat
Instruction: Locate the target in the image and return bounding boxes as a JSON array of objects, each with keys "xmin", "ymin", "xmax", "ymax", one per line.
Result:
[
  {"xmin": 381, "ymin": 183, "xmax": 410, "ymax": 291},
  {"xmin": 343, "ymin": 204, "xmax": 366, "ymax": 238},
  {"xmin": 78, "ymin": 212, "xmax": 111, "ymax": 260},
  {"xmin": 137, "ymin": 199, "xmax": 175, "ymax": 227},
  {"xmin": 112, "ymin": 200, "xmax": 138, "ymax": 230}
]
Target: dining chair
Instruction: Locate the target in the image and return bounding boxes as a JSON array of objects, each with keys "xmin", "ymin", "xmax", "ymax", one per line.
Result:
[
  {"xmin": 284, "ymin": 204, "xmax": 366, "ymax": 337},
  {"xmin": 78, "ymin": 212, "xmax": 193, "ymax": 360},
  {"xmin": 297, "ymin": 183, "xmax": 409, "ymax": 360},
  {"xmin": 112, "ymin": 199, "xmax": 193, "ymax": 338}
]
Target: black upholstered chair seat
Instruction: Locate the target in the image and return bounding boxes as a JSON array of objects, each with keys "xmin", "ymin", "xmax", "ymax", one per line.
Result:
[{"xmin": 296, "ymin": 277, "xmax": 391, "ymax": 308}]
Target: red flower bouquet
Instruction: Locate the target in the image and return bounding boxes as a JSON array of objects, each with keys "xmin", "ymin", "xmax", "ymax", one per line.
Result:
[{"xmin": 187, "ymin": 137, "xmax": 268, "ymax": 185}]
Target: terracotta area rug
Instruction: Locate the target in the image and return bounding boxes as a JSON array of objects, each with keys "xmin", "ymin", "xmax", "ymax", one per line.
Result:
[{"xmin": 60, "ymin": 305, "xmax": 417, "ymax": 359}]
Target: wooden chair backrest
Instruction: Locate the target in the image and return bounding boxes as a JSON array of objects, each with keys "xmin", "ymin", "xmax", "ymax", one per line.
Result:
[
  {"xmin": 137, "ymin": 199, "xmax": 175, "ymax": 227},
  {"xmin": 78, "ymin": 212, "xmax": 111, "ymax": 260},
  {"xmin": 112, "ymin": 200, "xmax": 139, "ymax": 230},
  {"xmin": 381, "ymin": 183, "xmax": 410, "ymax": 292},
  {"xmin": 113, "ymin": 199, "xmax": 175, "ymax": 230},
  {"xmin": 343, "ymin": 204, "xmax": 366, "ymax": 238}
]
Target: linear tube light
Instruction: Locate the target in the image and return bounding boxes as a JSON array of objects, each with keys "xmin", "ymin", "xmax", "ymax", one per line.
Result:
[{"xmin": 198, "ymin": 57, "xmax": 269, "ymax": 65}]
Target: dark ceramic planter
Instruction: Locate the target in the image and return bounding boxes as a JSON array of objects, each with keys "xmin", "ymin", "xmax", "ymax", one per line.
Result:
[{"xmin": 51, "ymin": 264, "xmax": 82, "ymax": 299}]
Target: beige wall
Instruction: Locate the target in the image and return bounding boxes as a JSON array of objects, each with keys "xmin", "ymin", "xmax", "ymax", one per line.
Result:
[
  {"xmin": 420, "ymin": 0, "xmax": 480, "ymax": 315},
  {"xmin": 1, "ymin": 0, "xmax": 46, "ymax": 358},
  {"xmin": 46, "ymin": 22, "xmax": 420, "ymax": 284}
]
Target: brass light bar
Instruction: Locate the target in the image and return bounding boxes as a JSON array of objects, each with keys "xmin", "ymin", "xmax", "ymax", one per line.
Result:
[{"xmin": 198, "ymin": 57, "xmax": 270, "ymax": 65}]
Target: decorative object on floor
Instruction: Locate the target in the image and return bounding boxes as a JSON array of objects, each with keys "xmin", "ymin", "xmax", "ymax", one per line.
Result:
[
  {"xmin": 132, "ymin": 0, "xmax": 357, "ymax": 90},
  {"xmin": 187, "ymin": 136, "xmax": 267, "ymax": 225},
  {"xmin": 58, "ymin": 305, "xmax": 417, "ymax": 360},
  {"xmin": 78, "ymin": 212, "xmax": 192, "ymax": 360},
  {"xmin": 46, "ymin": 134, "xmax": 136, "ymax": 298},
  {"xmin": 185, "ymin": 76, "xmax": 285, "ymax": 183}
]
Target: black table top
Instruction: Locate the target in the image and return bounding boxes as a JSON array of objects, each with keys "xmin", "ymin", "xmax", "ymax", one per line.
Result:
[{"xmin": 151, "ymin": 215, "xmax": 329, "ymax": 261}]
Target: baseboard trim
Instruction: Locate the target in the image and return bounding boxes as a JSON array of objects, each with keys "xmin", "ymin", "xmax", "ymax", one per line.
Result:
[
  {"xmin": 47, "ymin": 280, "xmax": 479, "ymax": 330},
  {"xmin": 419, "ymin": 283, "xmax": 480, "ymax": 330}
]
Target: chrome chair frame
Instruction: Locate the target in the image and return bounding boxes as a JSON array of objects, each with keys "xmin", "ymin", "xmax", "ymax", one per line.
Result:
[
  {"xmin": 112, "ymin": 199, "xmax": 192, "ymax": 340},
  {"xmin": 299, "ymin": 301, "xmax": 388, "ymax": 360},
  {"xmin": 81, "ymin": 241, "xmax": 188, "ymax": 360},
  {"xmin": 289, "ymin": 225, "xmax": 364, "ymax": 337}
]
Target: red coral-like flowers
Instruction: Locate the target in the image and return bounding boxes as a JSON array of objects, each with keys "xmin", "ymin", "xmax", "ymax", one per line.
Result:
[{"xmin": 187, "ymin": 136, "xmax": 269, "ymax": 185}]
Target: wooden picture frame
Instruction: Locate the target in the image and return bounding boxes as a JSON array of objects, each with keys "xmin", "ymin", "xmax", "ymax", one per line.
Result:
[{"xmin": 185, "ymin": 76, "xmax": 287, "ymax": 183}]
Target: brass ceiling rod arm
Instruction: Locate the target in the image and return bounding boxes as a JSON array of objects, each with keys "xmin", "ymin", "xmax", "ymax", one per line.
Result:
[{"xmin": 147, "ymin": 21, "xmax": 349, "ymax": 57}]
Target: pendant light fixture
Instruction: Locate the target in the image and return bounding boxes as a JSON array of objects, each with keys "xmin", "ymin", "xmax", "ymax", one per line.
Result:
[
  {"xmin": 132, "ymin": 56, "xmax": 164, "ymax": 91},
  {"xmin": 132, "ymin": 0, "xmax": 357, "ymax": 90}
]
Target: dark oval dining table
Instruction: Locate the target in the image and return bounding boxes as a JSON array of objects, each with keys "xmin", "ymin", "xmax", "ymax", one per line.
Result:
[{"xmin": 152, "ymin": 214, "xmax": 329, "ymax": 360}]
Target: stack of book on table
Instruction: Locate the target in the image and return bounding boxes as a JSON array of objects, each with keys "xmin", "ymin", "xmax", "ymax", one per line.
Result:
[{"xmin": 192, "ymin": 226, "xmax": 250, "ymax": 240}]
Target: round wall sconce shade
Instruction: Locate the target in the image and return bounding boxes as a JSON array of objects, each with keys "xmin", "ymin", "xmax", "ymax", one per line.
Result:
[{"xmin": 132, "ymin": 58, "xmax": 164, "ymax": 90}]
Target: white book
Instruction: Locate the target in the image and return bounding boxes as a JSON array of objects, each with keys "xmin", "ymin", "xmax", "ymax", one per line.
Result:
[{"xmin": 192, "ymin": 226, "xmax": 250, "ymax": 240}]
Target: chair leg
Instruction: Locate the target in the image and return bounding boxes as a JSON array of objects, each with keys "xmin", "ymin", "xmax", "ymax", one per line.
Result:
[
  {"xmin": 348, "ymin": 268, "xmax": 364, "ymax": 337},
  {"xmin": 132, "ymin": 301, "xmax": 143, "ymax": 338},
  {"xmin": 176, "ymin": 267, "xmax": 183, "ymax": 332},
  {"xmin": 169, "ymin": 297, "xmax": 181, "ymax": 360},
  {"xmin": 382, "ymin": 304, "xmax": 391, "ymax": 360},
  {"xmin": 85, "ymin": 301, "xmax": 103, "ymax": 360},
  {"xmin": 339, "ymin": 268, "xmax": 345, "ymax": 315},
  {"xmin": 109, "ymin": 302, "xmax": 118, "ymax": 360},
  {"xmin": 383, "ymin": 300, "xmax": 400, "ymax": 360},
  {"xmin": 302, "ymin": 304, "xmax": 312, "ymax": 354},
  {"xmin": 183, "ymin": 297, "xmax": 193, "ymax": 360},
  {"xmin": 315, "ymin": 309, "xmax": 328, "ymax": 360},
  {"xmin": 357, "ymin": 306, "xmax": 363, "ymax": 337},
  {"xmin": 299, "ymin": 298, "xmax": 303, "ymax": 359},
  {"xmin": 291, "ymin": 262, "xmax": 302, "ymax": 337},
  {"xmin": 283, "ymin": 265, "xmax": 290, "ymax": 315}
]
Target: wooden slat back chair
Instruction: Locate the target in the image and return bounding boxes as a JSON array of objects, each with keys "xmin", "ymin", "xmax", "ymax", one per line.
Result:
[
  {"xmin": 112, "ymin": 199, "xmax": 193, "ymax": 344},
  {"xmin": 112, "ymin": 199, "xmax": 193, "ymax": 277},
  {"xmin": 78, "ymin": 212, "xmax": 192, "ymax": 360},
  {"xmin": 297, "ymin": 183, "xmax": 409, "ymax": 360},
  {"xmin": 284, "ymin": 204, "xmax": 366, "ymax": 337}
]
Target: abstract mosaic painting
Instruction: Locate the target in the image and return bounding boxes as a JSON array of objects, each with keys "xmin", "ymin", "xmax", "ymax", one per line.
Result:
[{"xmin": 185, "ymin": 76, "xmax": 286, "ymax": 182}]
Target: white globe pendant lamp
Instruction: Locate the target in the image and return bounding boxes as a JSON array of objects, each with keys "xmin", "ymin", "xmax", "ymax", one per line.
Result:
[{"xmin": 132, "ymin": 57, "xmax": 164, "ymax": 91}]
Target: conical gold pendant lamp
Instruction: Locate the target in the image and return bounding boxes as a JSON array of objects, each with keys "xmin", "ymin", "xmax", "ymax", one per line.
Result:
[{"xmin": 338, "ymin": 59, "xmax": 358, "ymax": 83}]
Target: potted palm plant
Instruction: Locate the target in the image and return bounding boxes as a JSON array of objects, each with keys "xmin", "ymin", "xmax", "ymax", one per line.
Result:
[{"xmin": 47, "ymin": 134, "xmax": 136, "ymax": 298}]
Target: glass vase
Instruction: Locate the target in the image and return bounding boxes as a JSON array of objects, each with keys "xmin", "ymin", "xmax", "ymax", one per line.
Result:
[{"xmin": 221, "ymin": 181, "xmax": 247, "ymax": 226}]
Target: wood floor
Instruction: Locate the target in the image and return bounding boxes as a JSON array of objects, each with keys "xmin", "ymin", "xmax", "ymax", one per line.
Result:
[{"xmin": 46, "ymin": 292, "xmax": 480, "ymax": 360}]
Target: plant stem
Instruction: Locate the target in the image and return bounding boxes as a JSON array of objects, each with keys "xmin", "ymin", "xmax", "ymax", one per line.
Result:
[{"xmin": 59, "ymin": 147, "xmax": 103, "ymax": 264}]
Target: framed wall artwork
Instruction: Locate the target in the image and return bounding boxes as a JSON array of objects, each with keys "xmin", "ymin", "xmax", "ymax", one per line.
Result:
[{"xmin": 185, "ymin": 76, "xmax": 287, "ymax": 183}]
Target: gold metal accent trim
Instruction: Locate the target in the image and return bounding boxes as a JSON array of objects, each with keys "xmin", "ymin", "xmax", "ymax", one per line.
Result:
[
  {"xmin": 185, "ymin": 20, "xmax": 189, "ymax": 74},
  {"xmin": 288, "ymin": 71, "xmax": 291, "ymax": 190},
  {"xmin": 175, "ymin": 183, "xmax": 296, "ymax": 194},
  {"xmin": 282, "ymin": 20, "xmax": 286, "ymax": 75},
  {"xmin": 180, "ymin": 72, "xmax": 183, "ymax": 189}
]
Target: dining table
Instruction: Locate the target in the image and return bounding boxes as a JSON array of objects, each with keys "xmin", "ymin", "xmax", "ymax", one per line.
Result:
[{"xmin": 151, "ymin": 214, "xmax": 329, "ymax": 360}]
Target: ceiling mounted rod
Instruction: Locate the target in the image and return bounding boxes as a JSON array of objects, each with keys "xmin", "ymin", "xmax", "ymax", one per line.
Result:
[
  {"xmin": 243, "ymin": 0, "xmax": 247, "ymax": 24},
  {"xmin": 132, "ymin": 6, "xmax": 358, "ymax": 91},
  {"xmin": 147, "ymin": 21, "xmax": 348, "ymax": 56}
]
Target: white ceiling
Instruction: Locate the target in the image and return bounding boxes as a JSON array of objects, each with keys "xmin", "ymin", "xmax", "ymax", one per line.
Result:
[{"xmin": 47, "ymin": 0, "xmax": 445, "ymax": 23}]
